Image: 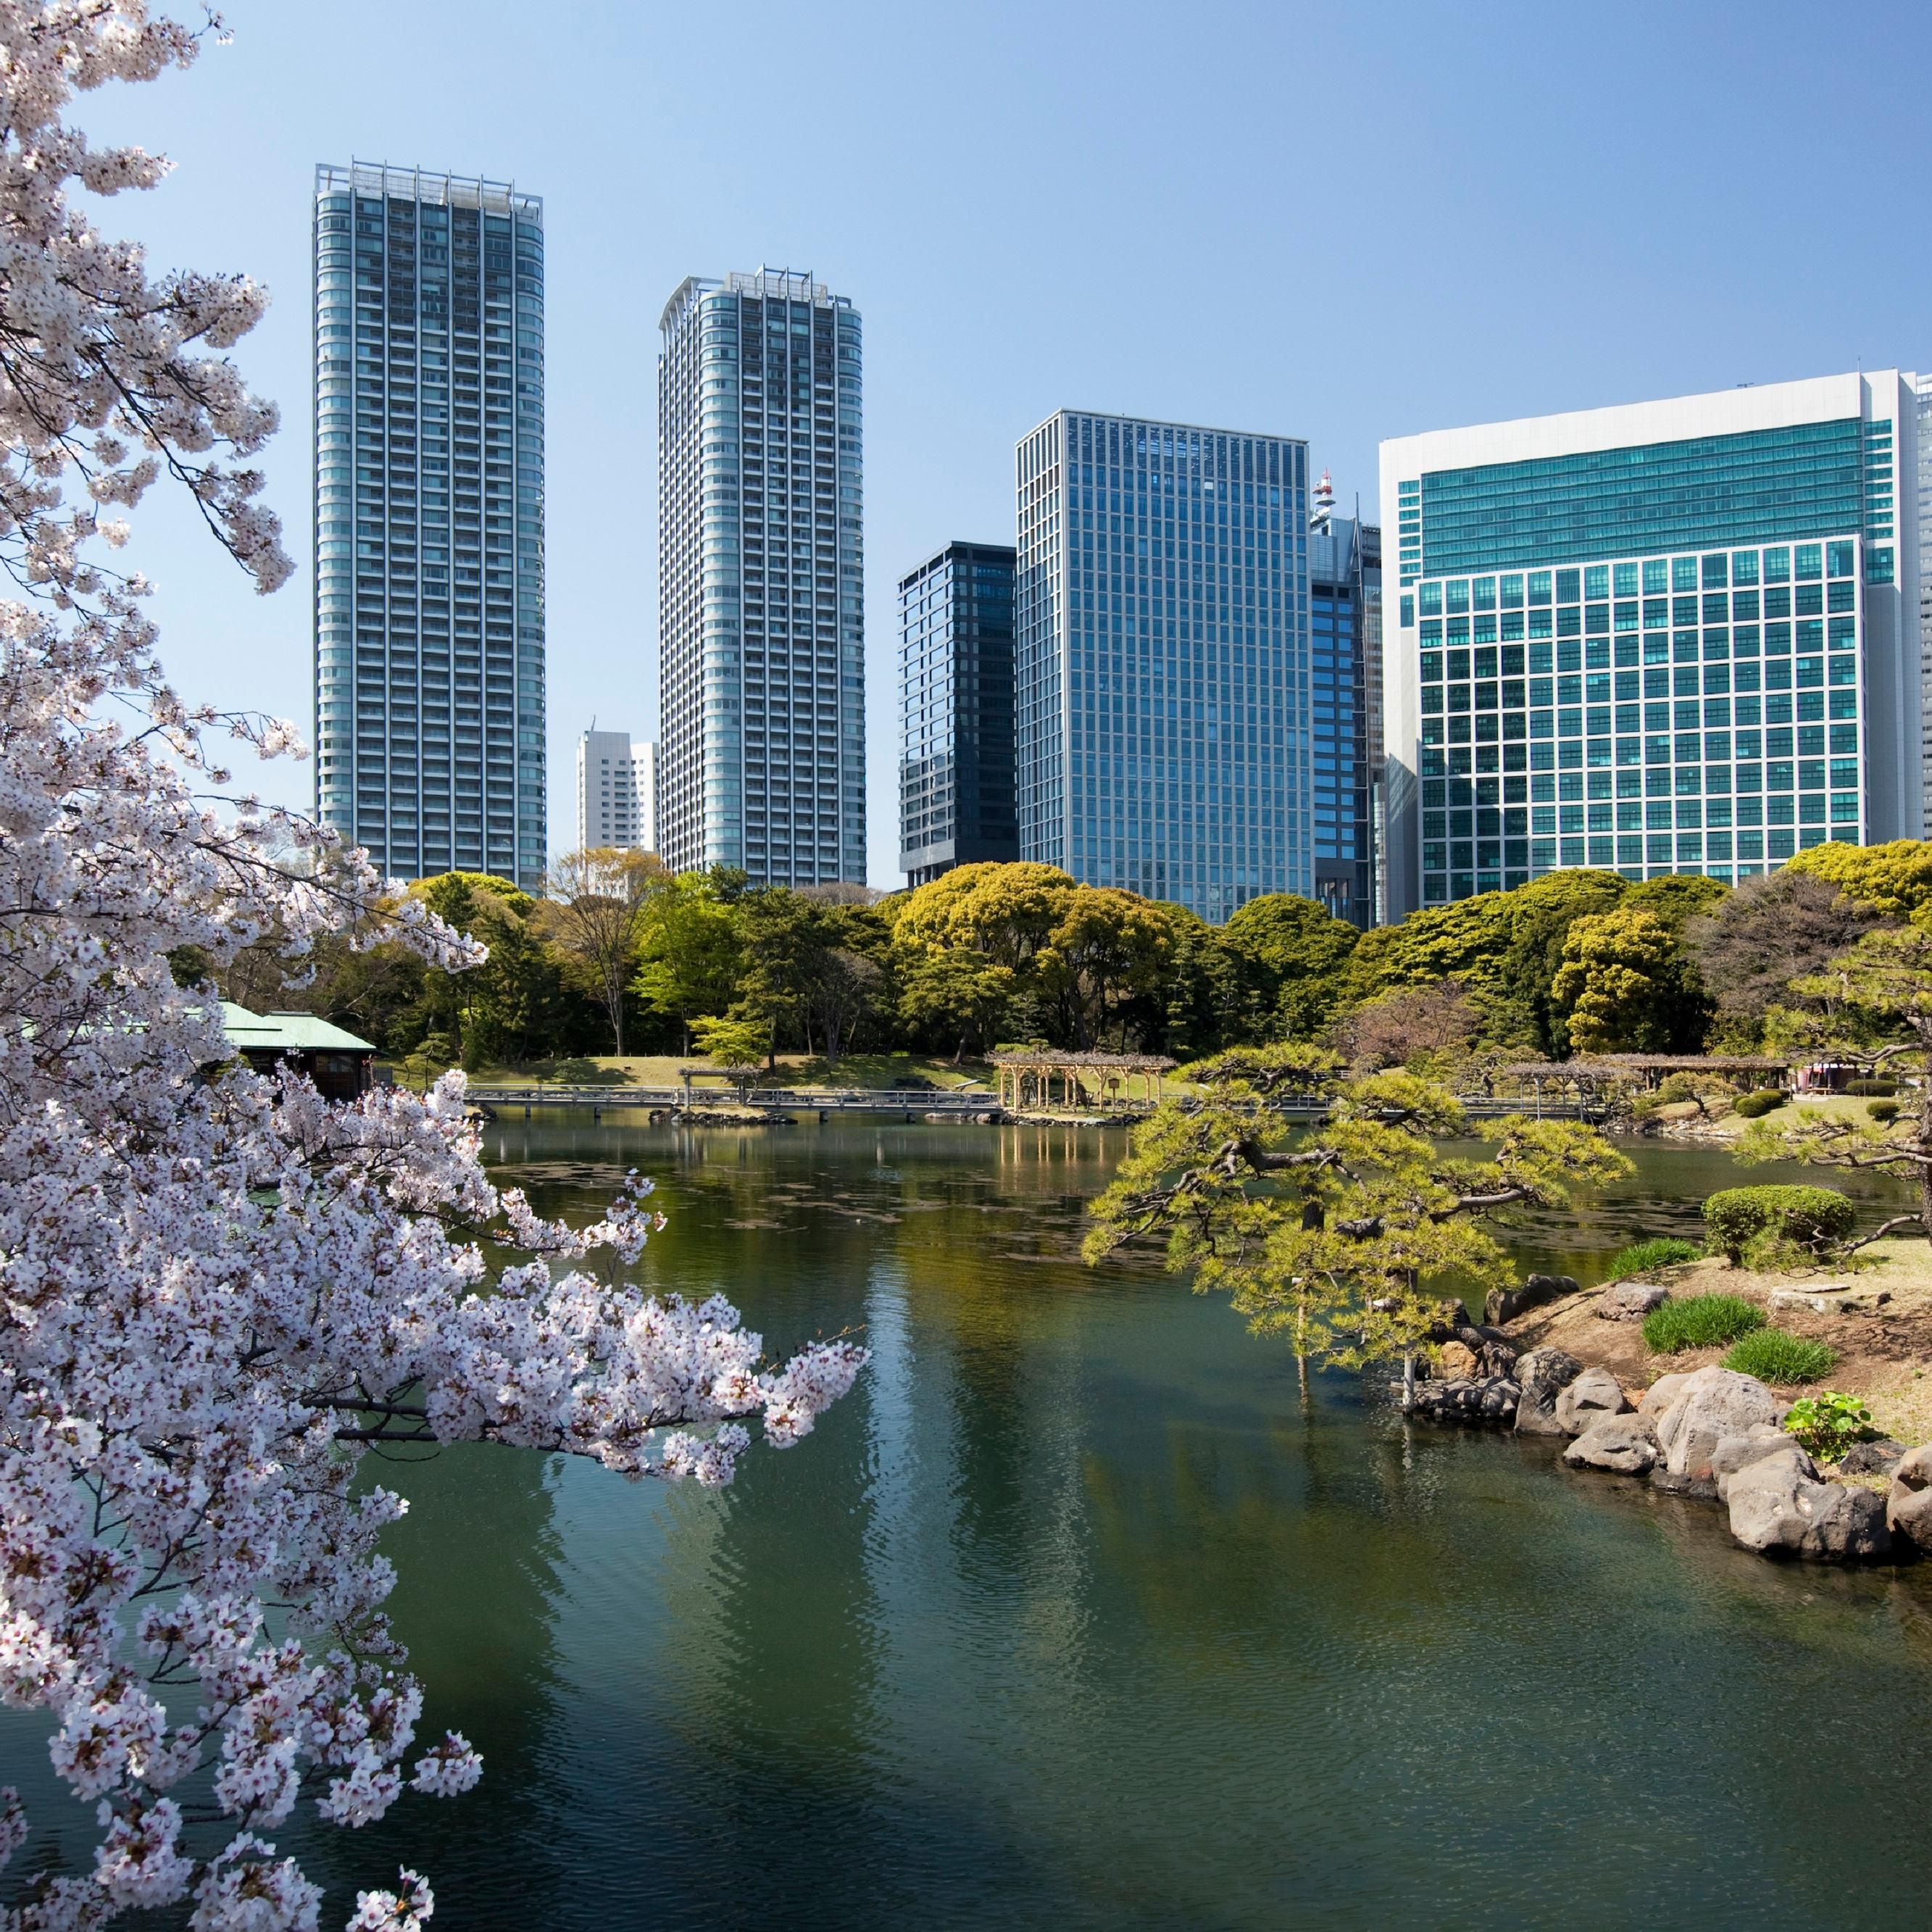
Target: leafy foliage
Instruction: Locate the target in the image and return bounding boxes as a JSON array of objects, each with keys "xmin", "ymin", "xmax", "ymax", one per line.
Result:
[
  {"xmin": 1702, "ymin": 1185, "xmax": 1857, "ymax": 1264},
  {"xmin": 1641, "ymin": 1293, "xmax": 1767, "ymax": 1353},
  {"xmin": 1083, "ymin": 1046, "xmax": 1630, "ymax": 1377},
  {"xmin": 1783, "ymin": 1391, "xmax": 1876, "ymax": 1460},
  {"xmin": 1723, "ymin": 1328, "xmax": 1839, "ymax": 1383},
  {"xmin": 1732, "ymin": 1091, "xmax": 1786, "ymax": 1119}
]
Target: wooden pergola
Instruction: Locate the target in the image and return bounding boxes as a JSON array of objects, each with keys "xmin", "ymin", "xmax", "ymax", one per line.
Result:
[
  {"xmin": 1491, "ymin": 1054, "xmax": 1791, "ymax": 1109},
  {"xmin": 989, "ymin": 1050, "xmax": 1177, "ymax": 1113},
  {"xmin": 677, "ymin": 1065, "xmax": 762, "ymax": 1106}
]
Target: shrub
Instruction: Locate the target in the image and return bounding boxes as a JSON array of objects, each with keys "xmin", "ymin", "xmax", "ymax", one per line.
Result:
[
  {"xmin": 1731, "ymin": 1091, "xmax": 1786, "ymax": 1119},
  {"xmin": 1868, "ymin": 1099, "xmax": 1901, "ymax": 1123},
  {"xmin": 1642, "ymin": 1292, "xmax": 1767, "ymax": 1354},
  {"xmin": 1703, "ymin": 1185, "xmax": 1857, "ymax": 1265},
  {"xmin": 1783, "ymin": 1391, "xmax": 1875, "ymax": 1460},
  {"xmin": 1605, "ymin": 1236, "xmax": 1701, "ymax": 1278},
  {"xmin": 1845, "ymin": 1078, "xmax": 1897, "ymax": 1097},
  {"xmin": 1722, "ymin": 1327, "xmax": 1839, "ymax": 1384}
]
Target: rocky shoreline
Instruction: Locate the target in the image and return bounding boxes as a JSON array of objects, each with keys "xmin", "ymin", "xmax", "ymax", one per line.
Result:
[{"xmin": 1410, "ymin": 1277, "xmax": 1932, "ymax": 1565}]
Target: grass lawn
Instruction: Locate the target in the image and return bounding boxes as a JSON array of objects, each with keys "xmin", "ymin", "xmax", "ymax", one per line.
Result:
[{"xmin": 447, "ymin": 1052, "xmax": 994, "ymax": 1094}]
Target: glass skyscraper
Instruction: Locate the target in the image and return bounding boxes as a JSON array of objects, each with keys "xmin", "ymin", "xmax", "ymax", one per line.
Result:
[
  {"xmin": 1308, "ymin": 503, "xmax": 1381, "ymax": 925},
  {"xmin": 1014, "ymin": 410, "xmax": 1312, "ymax": 923},
  {"xmin": 657, "ymin": 269, "xmax": 865, "ymax": 885},
  {"xmin": 1381, "ymin": 372, "xmax": 1923, "ymax": 918},
  {"xmin": 312, "ymin": 163, "xmax": 546, "ymax": 889},
  {"xmin": 897, "ymin": 541, "xmax": 1017, "ymax": 885}
]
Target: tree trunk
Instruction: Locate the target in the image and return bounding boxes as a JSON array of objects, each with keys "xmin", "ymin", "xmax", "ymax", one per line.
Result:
[{"xmin": 1400, "ymin": 1351, "xmax": 1417, "ymax": 1412}]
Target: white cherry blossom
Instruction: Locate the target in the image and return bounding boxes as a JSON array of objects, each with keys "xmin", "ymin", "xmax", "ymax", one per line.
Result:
[{"xmin": 0, "ymin": 7, "xmax": 867, "ymax": 1925}]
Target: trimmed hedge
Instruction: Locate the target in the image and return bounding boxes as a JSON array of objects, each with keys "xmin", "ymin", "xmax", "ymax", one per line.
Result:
[
  {"xmin": 1723, "ymin": 1328, "xmax": 1839, "ymax": 1384},
  {"xmin": 1845, "ymin": 1078, "xmax": 1898, "ymax": 1097},
  {"xmin": 1869, "ymin": 1099, "xmax": 1901, "ymax": 1123},
  {"xmin": 1642, "ymin": 1293, "xmax": 1767, "ymax": 1354},
  {"xmin": 1731, "ymin": 1091, "xmax": 1786, "ymax": 1119},
  {"xmin": 1703, "ymin": 1185, "xmax": 1856, "ymax": 1265}
]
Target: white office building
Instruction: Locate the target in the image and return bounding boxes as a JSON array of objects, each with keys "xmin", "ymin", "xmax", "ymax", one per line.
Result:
[
  {"xmin": 1380, "ymin": 371, "xmax": 1922, "ymax": 918},
  {"xmin": 656, "ymin": 268, "xmax": 865, "ymax": 884},
  {"xmin": 1015, "ymin": 409, "xmax": 1312, "ymax": 923},
  {"xmin": 575, "ymin": 729, "xmax": 657, "ymax": 854}
]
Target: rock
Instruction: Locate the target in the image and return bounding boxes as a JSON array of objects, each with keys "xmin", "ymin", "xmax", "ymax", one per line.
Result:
[
  {"xmin": 1838, "ymin": 1438, "xmax": 1907, "ymax": 1478},
  {"xmin": 1407, "ymin": 1376, "xmax": 1520, "ymax": 1426},
  {"xmin": 1728, "ymin": 1452, "xmax": 1892, "ymax": 1562},
  {"xmin": 1767, "ymin": 1285, "xmax": 1892, "ymax": 1317},
  {"xmin": 1653, "ymin": 1367, "xmax": 1780, "ymax": 1484},
  {"xmin": 1555, "ymin": 1365, "xmax": 1631, "ymax": 1435},
  {"xmin": 1437, "ymin": 1341, "xmax": 1478, "ymax": 1378},
  {"xmin": 1639, "ymin": 1372, "xmax": 1692, "ymax": 1416},
  {"xmin": 1886, "ymin": 1444, "xmax": 1932, "ymax": 1551},
  {"xmin": 1486, "ymin": 1273, "xmax": 1578, "ymax": 1327},
  {"xmin": 1513, "ymin": 1346, "xmax": 1584, "ymax": 1436},
  {"xmin": 1652, "ymin": 1467, "xmax": 1720, "ymax": 1502},
  {"xmin": 1563, "ymin": 1413, "xmax": 1659, "ymax": 1475},
  {"xmin": 1712, "ymin": 1425, "xmax": 1811, "ymax": 1502},
  {"xmin": 1596, "ymin": 1281, "xmax": 1669, "ymax": 1321}
]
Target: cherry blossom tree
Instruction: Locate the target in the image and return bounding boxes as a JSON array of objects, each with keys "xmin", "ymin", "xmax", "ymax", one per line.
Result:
[{"xmin": 0, "ymin": 7, "xmax": 865, "ymax": 1926}]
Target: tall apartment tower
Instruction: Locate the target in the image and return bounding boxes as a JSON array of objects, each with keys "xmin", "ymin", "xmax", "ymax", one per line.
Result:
[
  {"xmin": 312, "ymin": 163, "xmax": 546, "ymax": 889},
  {"xmin": 575, "ymin": 729, "xmax": 657, "ymax": 853},
  {"xmin": 1014, "ymin": 410, "xmax": 1311, "ymax": 923},
  {"xmin": 1381, "ymin": 372, "xmax": 1923, "ymax": 919},
  {"xmin": 1308, "ymin": 486, "xmax": 1382, "ymax": 925},
  {"xmin": 898, "ymin": 541, "xmax": 1018, "ymax": 885},
  {"xmin": 657, "ymin": 269, "xmax": 865, "ymax": 886}
]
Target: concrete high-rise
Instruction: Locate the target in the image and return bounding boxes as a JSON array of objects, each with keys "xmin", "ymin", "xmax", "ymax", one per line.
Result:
[
  {"xmin": 575, "ymin": 729, "xmax": 657, "ymax": 854},
  {"xmin": 1014, "ymin": 409, "xmax": 1311, "ymax": 923},
  {"xmin": 898, "ymin": 541, "xmax": 1018, "ymax": 886},
  {"xmin": 656, "ymin": 269, "xmax": 865, "ymax": 885},
  {"xmin": 312, "ymin": 162, "xmax": 547, "ymax": 888},
  {"xmin": 1381, "ymin": 372, "xmax": 1922, "ymax": 918}
]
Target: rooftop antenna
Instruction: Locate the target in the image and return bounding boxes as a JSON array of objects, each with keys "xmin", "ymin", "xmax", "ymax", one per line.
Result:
[{"xmin": 1312, "ymin": 468, "xmax": 1335, "ymax": 535}]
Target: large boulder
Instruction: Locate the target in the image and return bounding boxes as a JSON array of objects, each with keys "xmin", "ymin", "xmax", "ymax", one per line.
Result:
[
  {"xmin": 1596, "ymin": 1281, "xmax": 1669, "ymax": 1322},
  {"xmin": 1639, "ymin": 1372, "xmax": 1692, "ymax": 1416},
  {"xmin": 1653, "ymin": 1367, "xmax": 1780, "ymax": 1484},
  {"xmin": 1486, "ymin": 1273, "xmax": 1578, "ymax": 1327},
  {"xmin": 1727, "ymin": 1452, "xmax": 1892, "ymax": 1562},
  {"xmin": 1513, "ymin": 1346, "xmax": 1584, "ymax": 1436},
  {"xmin": 1712, "ymin": 1425, "xmax": 1810, "ymax": 1502},
  {"xmin": 1563, "ymin": 1413, "xmax": 1659, "ymax": 1476},
  {"xmin": 1436, "ymin": 1341, "xmax": 1478, "ymax": 1379},
  {"xmin": 1886, "ymin": 1444, "xmax": 1932, "ymax": 1551},
  {"xmin": 1407, "ymin": 1376, "xmax": 1520, "ymax": 1426},
  {"xmin": 1555, "ymin": 1365, "xmax": 1631, "ymax": 1436},
  {"xmin": 1839, "ymin": 1438, "xmax": 1907, "ymax": 1478}
]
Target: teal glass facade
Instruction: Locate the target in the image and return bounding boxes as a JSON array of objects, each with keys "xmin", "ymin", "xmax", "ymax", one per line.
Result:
[
  {"xmin": 1015, "ymin": 411, "xmax": 1311, "ymax": 923},
  {"xmin": 312, "ymin": 163, "xmax": 546, "ymax": 889}
]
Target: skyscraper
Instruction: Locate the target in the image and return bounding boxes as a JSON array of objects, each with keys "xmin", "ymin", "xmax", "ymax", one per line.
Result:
[
  {"xmin": 1308, "ymin": 484, "xmax": 1381, "ymax": 925},
  {"xmin": 898, "ymin": 541, "xmax": 1018, "ymax": 885},
  {"xmin": 312, "ymin": 162, "xmax": 546, "ymax": 890},
  {"xmin": 1381, "ymin": 372, "xmax": 1922, "ymax": 919},
  {"xmin": 656, "ymin": 269, "xmax": 865, "ymax": 886},
  {"xmin": 1014, "ymin": 409, "xmax": 1311, "ymax": 923},
  {"xmin": 575, "ymin": 729, "xmax": 657, "ymax": 854}
]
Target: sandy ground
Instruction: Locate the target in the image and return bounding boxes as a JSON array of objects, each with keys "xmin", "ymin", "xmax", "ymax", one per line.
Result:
[{"xmin": 1504, "ymin": 1241, "xmax": 1932, "ymax": 1442}]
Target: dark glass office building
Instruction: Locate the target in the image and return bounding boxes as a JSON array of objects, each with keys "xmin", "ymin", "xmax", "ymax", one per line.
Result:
[
  {"xmin": 898, "ymin": 541, "xmax": 1018, "ymax": 885},
  {"xmin": 1309, "ymin": 512, "xmax": 1381, "ymax": 925}
]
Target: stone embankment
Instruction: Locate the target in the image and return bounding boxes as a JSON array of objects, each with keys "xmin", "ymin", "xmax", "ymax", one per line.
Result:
[{"xmin": 1408, "ymin": 1278, "xmax": 1932, "ymax": 1565}]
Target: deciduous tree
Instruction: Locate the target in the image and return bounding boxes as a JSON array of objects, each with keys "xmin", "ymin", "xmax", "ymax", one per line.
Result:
[{"xmin": 539, "ymin": 847, "xmax": 664, "ymax": 1056}]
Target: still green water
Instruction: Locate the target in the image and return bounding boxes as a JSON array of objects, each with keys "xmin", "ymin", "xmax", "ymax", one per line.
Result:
[{"xmin": 24, "ymin": 1123, "xmax": 1932, "ymax": 1928}]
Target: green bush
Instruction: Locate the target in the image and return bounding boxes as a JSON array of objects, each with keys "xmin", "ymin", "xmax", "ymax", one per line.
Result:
[
  {"xmin": 1731, "ymin": 1091, "xmax": 1786, "ymax": 1119},
  {"xmin": 1703, "ymin": 1185, "xmax": 1857, "ymax": 1265},
  {"xmin": 1868, "ymin": 1099, "xmax": 1901, "ymax": 1123},
  {"xmin": 1642, "ymin": 1292, "xmax": 1767, "ymax": 1354},
  {"xmin": 1845, "ymin": 1078, "xmax": 1897, "ymax": 1097},
  {"xmin": 1723, "ymin": 1328, "xmax": 1839, "ymax": 1384},
  {"xmin": 1605, "ymin": 1236, "xmax": 1701, "ymax": 1278},
  {"xmin": 1783, "ymin": 1391, "xmax": 1875, "ymax": 1460}
]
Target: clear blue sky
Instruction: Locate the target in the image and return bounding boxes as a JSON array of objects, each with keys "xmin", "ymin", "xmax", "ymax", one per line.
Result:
[{"xmin": 86, "ymin": 0, "xmax": 1932, "ymax": 888}]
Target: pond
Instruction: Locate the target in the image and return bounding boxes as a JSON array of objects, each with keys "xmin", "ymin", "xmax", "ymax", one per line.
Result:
[{"xmin": 15, "ymin": 1123, "xmax": 1932, "ymax": 1928}]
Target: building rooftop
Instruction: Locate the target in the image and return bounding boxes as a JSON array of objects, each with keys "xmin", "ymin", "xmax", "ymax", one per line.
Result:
[{"xmin": 222, "ymin": 1003, "xmax": 375, "ymax": 1056}]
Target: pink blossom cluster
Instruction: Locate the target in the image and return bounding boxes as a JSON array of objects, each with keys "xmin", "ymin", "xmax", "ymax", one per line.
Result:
[{"xmin": 0, "ymin": 7, "xmax": 866, "ymax": 1925}]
